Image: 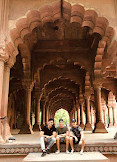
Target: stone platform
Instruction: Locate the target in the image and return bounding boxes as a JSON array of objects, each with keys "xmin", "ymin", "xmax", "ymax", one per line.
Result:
[
  {"xmin": 0, "ymin": 128, "xmax": 117, "ymax": 155},
  {"xmin": 23, "ymin": 152, "xmax": 109, "ymax": 162}
]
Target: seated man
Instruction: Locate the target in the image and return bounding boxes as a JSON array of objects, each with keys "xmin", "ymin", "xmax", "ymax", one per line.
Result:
[
  {"xmin": 40, "ymin": 118, "xmax": 56, "ymax": 157},
  {"xmin": 69, "ymin": 119, "xmax": 85, "ymax": 155},
  {"xmin": 56, "ymin": 119, "xmax": 70, "ymax": 154}
]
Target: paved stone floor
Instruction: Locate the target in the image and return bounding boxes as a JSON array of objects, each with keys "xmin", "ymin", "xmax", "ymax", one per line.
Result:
[
  {"xmin": 0, "ymin": 128, "xmax": 117, "ymax": 162},
  {"xmin": 8, "ymin": 127, "xmax": 117, "ymax": 145}
]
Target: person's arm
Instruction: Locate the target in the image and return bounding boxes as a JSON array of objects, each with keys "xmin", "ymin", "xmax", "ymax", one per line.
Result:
[
  {"xmin": 69, "ymin": 131, "xmax": 78, "ymax": 141},
  {"xmin": 47, "ymin": 131, "xmax": 57, "ymax": 138},
  {"xmin": 69, "ymin": 131, "xmax": 75, "ymax": 137},
  {"xmin": 40, "ymin": 131, "xmax": 44, "ymax": 137}
]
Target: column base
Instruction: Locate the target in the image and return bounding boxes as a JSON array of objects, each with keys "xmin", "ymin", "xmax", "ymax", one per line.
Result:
[
  {"xmin": 33, "ymin": 123, "xmax": 40, "ymax": 131},
  {"xmin": 80, "ymin": 123, "xmax": 85, "ymax": 129},
  {"xmin": 114, "ymin": 132, "xmax": 117, "ymax": 139},
  {"xmin": 19, "ymin": 123, "xmax": 34, "ymax": 134},
  {"xmin": 108, "ymin": 123, "xmax": 113, "ymax": 128},
  {"xmin": 4, "ymin": 122, "xmax": 12, "ymax": 142},
  {"xmin": 0, "ymin": 136, "xmax": 4, "ymax": 144},
  {"xmin": 113, "ymin": 123, "xmax": 117, "ymax": 127},
  {"xmin": 93, "ymin": 121, "xmax": 108, "ymax": 133},
  {"xmin": 84, "ymin": 123, "xmax": 92, "ymax": 131}
]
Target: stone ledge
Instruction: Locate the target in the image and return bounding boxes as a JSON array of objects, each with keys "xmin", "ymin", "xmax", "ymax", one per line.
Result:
[
  {"xmin": 23, "ymin": 152, "xmax": 109, "ymax": 162},
  {"xmin": 0, "ymin": 143, "xmax": 117, "ymax": 154}
]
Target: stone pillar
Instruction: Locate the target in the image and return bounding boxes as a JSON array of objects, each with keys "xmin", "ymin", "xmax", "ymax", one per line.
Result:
[
  {"xmin": 84, "ymin": 96, "xmax": 92, "ymax": 131},
  {"xmin": 1, "ymin": 61, "xmax": 14, "ymax": 142},
  {"xmin": 112, "ymin": 107, "xmax": 117, "ymax": 126},
  {"xmin": 0, "ymin": 60, "xmax": 5, "ymax": 143},
  {"xmin": 80, "ymin": 102, "xmax": 85, "ymax": 129},
  {"xmin": 108, "ymin": 106, "xmax": 113, "ymax": 127},
  {"xmin": 33, "ymin": 98, "xmax": 40, "ymax": 131},
  {"xmin": 93, "ymin": 84, "xmax": 107, "ymax": 133},
  {"xmin": 73, "ymin": 107, "xmax": 76, "ymax": 119},
  {"xmin": 19, "ymin": 86, "xmax": 33, "ymax": 134},
  {"xmin": 46, "ymin": 107, "xmax": 49, "ymax": 124},
  {"xmin": 43, "ymin": 106, "xmax": 45, "ymax": 125},
  {"xmin": 77, "ymin": 105, "xmax": 80, "ymax": 125},
  {"xmin": 103, "ymin": 110, "xmax": 107, "ymax": 127}
]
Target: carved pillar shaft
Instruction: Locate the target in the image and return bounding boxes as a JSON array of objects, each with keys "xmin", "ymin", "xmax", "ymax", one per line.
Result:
[
  {"xmin": 80, "ymin": 102, "xmax": 85, "ymax": 129},
  {"xmin": 103, "ymin": 110, "xmax": 107, "ymax": 126},
  {"xmin": 108, "ymin": 106, "xmax": 113, "ymax": 127},
  {"xmin": 77, "ymin": 106, "xmax": 80, "ymax": 125},
  {"xmin": 93, "ymin": 84, "xmax": 107, "ymax": 133},
  {"xmin": 19, "ymin": 86, "xmax": 33, "ymax": 134},
  {"xmin": 1, "ymin": 64, "xmax": 12, "ymax": 141},
  {"xmin": 46, "ymin": 107, "xmax": 49, "ymax": 124},
  {"xmin": 33, "ymin": 98, "xmax": 40, "ymax": 131},
  {"xmin": 43, "ymin": 106, "xmax": 45, "ymax": 125},
  {"xmin": 85, "ymin": 96, "xmax": 92, "ymax": 131},
  {"xmin": 0, "ymin": 60, "xmax": 5, "ymax": 143},
  {"xmin": 113, "ymin": 107, "xmax": 116, "ymax": 126}
]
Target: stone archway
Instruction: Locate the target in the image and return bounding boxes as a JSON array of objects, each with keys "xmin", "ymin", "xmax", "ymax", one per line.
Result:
[{"xmin": 0, "ymin": 0, "xmax": 117, "ymax": 143}]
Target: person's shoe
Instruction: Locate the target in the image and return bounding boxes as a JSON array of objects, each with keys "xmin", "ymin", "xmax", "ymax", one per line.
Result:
[
  {"xmin": 66, "ymin": 150, "xmax": 70, "ymax": 154},
  {"xmin": 80, "ymin": 150, "xmax": 83, "ymax": 155},
  {"xmin": 41, "ymin": 151, "xmax": 46, "ymax": 157},
  {"xmin": 70, "ymin": 150, "xmax": 74, "ymax": 154},
  {"xmin": 46, "ymin": 149, "xmax": 50, "ymax": 154},
  {"xmin": 56, "ymin": 150, "xmax": 60, "ymax": 154}
]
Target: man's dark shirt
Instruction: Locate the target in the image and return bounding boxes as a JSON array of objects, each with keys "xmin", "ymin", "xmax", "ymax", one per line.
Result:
[
  {"xmin": 70, "ymin": 126, "xmax": 82, "ymax": 138},
  {"xmin": 41, "ymin": 125, "xmax": 56, "ymax": 136}
]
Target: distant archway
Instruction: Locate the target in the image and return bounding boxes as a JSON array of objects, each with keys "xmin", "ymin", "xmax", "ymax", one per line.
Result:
[{"xmin": 54, "ymin": 108, "xmax": 70, "ymax": 127}]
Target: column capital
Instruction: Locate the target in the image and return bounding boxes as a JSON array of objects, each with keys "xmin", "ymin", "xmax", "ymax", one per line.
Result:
[
  {"xmin": 84, "ymin": 94, "xmax": 91, "ymax": 100},
  {"xmin": 5, "ymin": 56, "xmax": 16, "ymax": 69},
  {"xmin": 93, "ymin": 79, "xmax": 102, "ymax": 89},
  {"xmin": 0, "ymin": 46, "xmax": 9, "ymax": 62}
]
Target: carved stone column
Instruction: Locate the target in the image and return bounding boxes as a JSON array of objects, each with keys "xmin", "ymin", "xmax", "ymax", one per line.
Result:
[
  {"xmin": 84, "ymin": 96, "xmax": 92, "ymax": 131},
  {"xmin": 1, "ymin": 59, "xmax": 14, "ymax": 142},
  {"xmin": 77, "ymin": 104, "xmax": 80, "ymax": 125},
  {"xmin": 93, "ymin": 83, "xmax": 107, "ymax": 133},
  {"xmin": 19, "ymin": 85, "xmax": 33, "ymax": 134},
  {"xmin": 112, "ymin": 107, "xmax": 117, "ymax": 126},
  {"xmin": 46, "ymin": 107, "xmax": 49, "ymax": 124},
  {"xmin": 108, "ymin": 106, "xmax": 113, "ymax": 127},
  {"xmin": 73, "ymin": 107, "xmax": 76, "ymax": 120},
  {"xmin": 0, "ymin": 50, "xmax": 9, "ymax": 143},
  {"xmin": 80, "ymin": 102, "xmax": 85, "ymax": 129},
  {"xmin": 33, "ymin": 98, "xmax": 40, "ymax": 131},
  {"xmin": 43, "ymin": 106, "xmax": 45, "ymax": 125},
  {"xmin": 103, "ymin": 110, "xmax": 107, "ymax": 127}
]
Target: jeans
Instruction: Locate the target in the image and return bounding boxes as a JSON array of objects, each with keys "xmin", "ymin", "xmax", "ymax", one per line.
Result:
[{"xmin": 40, "ymin": 137, "xmax": 56, "ymax": 151}]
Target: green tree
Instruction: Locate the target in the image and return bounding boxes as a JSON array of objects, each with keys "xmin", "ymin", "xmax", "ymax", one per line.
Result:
[{"xmin": 54, "ymin": 109, "xmax": 70, "ymax": 126}]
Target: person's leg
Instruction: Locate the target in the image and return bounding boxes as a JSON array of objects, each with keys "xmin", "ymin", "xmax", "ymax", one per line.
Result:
[
  {"xmin": 40, "ymin": 137, "xmax": 46, "ymax": 157},
  {"xmin": 78, "ymin": 136, "xmax": 85, "ymax": 155},
  {"xmin": 69, "ymin": 137, "xmax": 74, "ymax": 153},
  {"xmin": 80, "ymin": 139, "xmax": 85, "ymax": 153},
  {"xmin": 65, "ymin": 136, "xmax": 70, "ymax": 151},
  {"xmin": 47, "ymin": 137, "xmax": 56, "ymax": 150},
  {"xmin": 40, "ymin": 137, "xmax": 46, "ymax": 151},
  {"xmin": 56, "ymin": 136, "xmax": 60, "ymax": 151}
]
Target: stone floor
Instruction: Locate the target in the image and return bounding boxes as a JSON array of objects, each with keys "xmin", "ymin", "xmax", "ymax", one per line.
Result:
[
  {"xmin": 0, "ymin": 128, "xmax": 117, "ymax": 162},
  {"xmin": 8, "ymin": 127, "xmax": 117, "ymax": 145},
  {"xmin": 0, "ymin": 127, "xmax": 117, "ymax": 155},
  {"xmin": 24, "ymin": 152, "xmax": 109, "ymax": 162}
]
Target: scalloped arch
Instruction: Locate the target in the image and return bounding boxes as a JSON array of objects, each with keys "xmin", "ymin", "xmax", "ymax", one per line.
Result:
[{"xmin": 6, "ymin": 0, "xmax": 115, "ymax": 58}]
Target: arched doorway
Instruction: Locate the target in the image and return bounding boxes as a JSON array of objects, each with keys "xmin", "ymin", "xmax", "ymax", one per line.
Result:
[{"xmin": 54, "ymin": 109, "xmax": 70, "ymax": 127}]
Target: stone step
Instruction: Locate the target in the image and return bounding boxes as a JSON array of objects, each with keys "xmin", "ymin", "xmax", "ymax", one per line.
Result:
[{"xmin": 23, "ymin": 152, "xmax": 109, "ymax": 162}]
